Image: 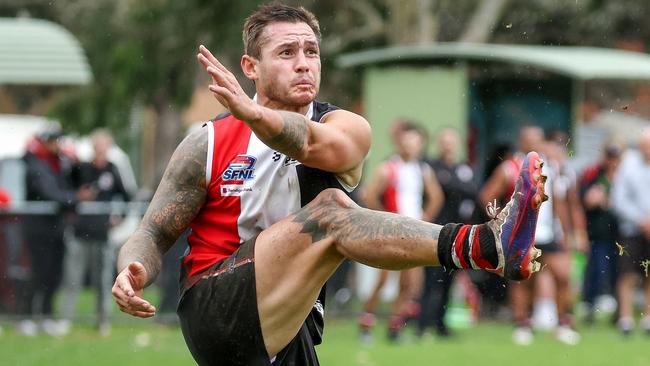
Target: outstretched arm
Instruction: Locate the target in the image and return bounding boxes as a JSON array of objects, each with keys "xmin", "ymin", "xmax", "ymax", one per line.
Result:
[
  {"xmin": 112, "ymin": 130, "xmax": 208, "ymax": 317},
  {"xmin": 197, "ymin": 45, "xmax": 370, "ymax": 187}
]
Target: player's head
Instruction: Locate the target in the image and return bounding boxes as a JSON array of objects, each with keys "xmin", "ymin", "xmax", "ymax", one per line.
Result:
[
  {"xmin": 37, "ymin": 123, "xmax": 63, "ymax": 155},
  {"xmin": 437, "ymin": 128, "xmax": 460, "ymax": 161},
  {"xmin": 602, "ymin": 139, "xmax": 623, "ymax": 170},
  {"xmin": 241, "ymin": 3, "xmax": 321, "ymax": 108},
  {"xmin": 394, "ymin": 120, "xmax": 427, "ymax": 161},
  {"xmin": 91, "ymin": 128, "xmax": 113, "ymax": 167},
  {"xmin": 518, "ymin": 125, "xmax": 544, "ymax": 154}
]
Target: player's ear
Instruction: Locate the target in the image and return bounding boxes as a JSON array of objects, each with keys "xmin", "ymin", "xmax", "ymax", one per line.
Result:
[{"xmin": 241, "ymin": 55, "xmax": 258, "ymax": 81}]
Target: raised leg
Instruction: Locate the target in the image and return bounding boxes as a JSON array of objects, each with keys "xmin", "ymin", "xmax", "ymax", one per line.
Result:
[{"xmin": 255, "ymin": 151, "xmax": 546, "ymax": 355}]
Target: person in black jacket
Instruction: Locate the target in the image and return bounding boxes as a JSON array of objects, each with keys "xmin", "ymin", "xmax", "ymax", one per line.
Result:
[
  {"xmin": 18, "ymin": 125, "xmax": 95, "ymax": 337},
  {"xmin": 60, "ymin": 129, "xmax": 130, "ymax": 336},
  {"xmin": 418, "ymin": 128, "xmax": 479, "ymax": 338},
  {"xmin": 580, "ymin": 141, "xmax": 622, "ymax": 325}
]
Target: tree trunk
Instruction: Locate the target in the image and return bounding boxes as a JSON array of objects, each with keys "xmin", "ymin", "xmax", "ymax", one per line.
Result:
[
  {"xmin": 458, "ymin": 0, "xmax": 511, "ymax": 43},
  {"xmin": 386, "ymin": 0, "xmax": 436, "ymax": 44},
  {"xmin": 151, "ymin": 95, "xmax": 183, "ymax": 188}
]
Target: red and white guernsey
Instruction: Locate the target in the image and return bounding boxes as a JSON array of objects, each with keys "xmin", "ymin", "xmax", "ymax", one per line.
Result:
[
  {"xmin": 182, "ymin": 101, "xmax": 351, "ymax": 284},
  {"xmin": 381, "ymin": 156, "xmax": 425, "ymax": 219}
]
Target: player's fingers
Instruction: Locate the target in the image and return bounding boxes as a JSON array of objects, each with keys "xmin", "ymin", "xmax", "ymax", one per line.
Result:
[
  {"xmin": 127, "ymin": 296, "xmax": 157, "ymax": 313},
  {"xmin": 132, "ymin": 310, "xmax": 156, "ymax": 318},
  {"xmin": 197, "ymin": 53, "xmax": 215, "ymax": 71},
  {"xmin": 112, "ymin": 279, "xmax": 134, "ymax": 302},
  {"xmin": 114, "ymin": 297, "xmax": 130, "ymax": 309},
  {"xmin": 197, "ymin": 54, "xmax": 230, "ymax": 89},
  {"xmin": 126, "ymin": 295, "xmax": 153, "ymax": 308},
  {"xmin": 208, "ymin": 84, "xmax": 235, "ymax": 102},
  {"xmin": 118, "ymin": 304, "xmax": 155, "ymax": 318},
  {"xmin": 206, "ymin": 66, "xmax": 237, "ymax": 90},
  {"xmin": 199, "ymin": 45, "xmax": 229, "ymax": 73},
  {"xmin": 113, "ymin": 290, "xmax": 133, "ymax": 307}
]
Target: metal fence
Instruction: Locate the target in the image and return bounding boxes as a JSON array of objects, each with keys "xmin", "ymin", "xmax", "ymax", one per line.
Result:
[{"xmin": 0, "ymin": 201, "xmax": 149, "ymax": 315}]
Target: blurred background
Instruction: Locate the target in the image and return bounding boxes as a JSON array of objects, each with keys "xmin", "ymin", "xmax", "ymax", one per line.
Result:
[{"xmin": 1, "ymin": 0, "xmax": 650, "ymax": 365}]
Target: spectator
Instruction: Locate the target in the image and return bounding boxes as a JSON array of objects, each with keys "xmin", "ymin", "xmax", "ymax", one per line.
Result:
[
  {"xmin": 580, "ymin": 140, "xmax": 623, "ymax": 325},
  {"xmin": 18, "ymin": 125, "xmax": 94, "ymax": 337},
  {"xmin": 60, "ymin": 129, "xmax": 130, "ymax": 336},
  {"xmin": 418, "ymin": 128, "xmax": 479, "ymax": 338},
  {"xmin": 572, "ymin": 100, "xmax": 609, "ymax": 173},
  {"xmin": 611, "ymin": 129, "xmax": 650, "ymax": 336}
]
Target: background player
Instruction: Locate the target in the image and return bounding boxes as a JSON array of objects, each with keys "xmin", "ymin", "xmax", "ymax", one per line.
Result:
[{"xmin": 359, "ymin": 120, "xmax": 443, "ymax": 342}]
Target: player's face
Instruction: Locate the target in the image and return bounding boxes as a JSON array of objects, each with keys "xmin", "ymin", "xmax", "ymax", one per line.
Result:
[
  {"xmin": 254, "ymin": 22, "xmax": 321, "ymax": 108},
  {"xmin": 438, "ymin": 130, "xmax": 458, "ymax": 157},
  {"xmin": 398, "ymin": 130, "xmax": 424, "ymax": 160},
  {"xmin": 44, "ymin": 139, "xmax": 60, "ymax": 155},
  {"xmin": 93, "ymin": 137, "xmax": 111, "ymax": 167},
  {"xmin": 519, "ymin": 127, "xmax": 544, "ymax": 153}
]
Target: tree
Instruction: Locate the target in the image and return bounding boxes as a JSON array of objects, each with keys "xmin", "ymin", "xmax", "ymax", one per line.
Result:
[
  {"xmin": 38, "ymin": 0, "xmax": 258, "ymax": 187},
  {"xmin": 5, "ymin": 0, "xmax": 650, "ymax": 189}
]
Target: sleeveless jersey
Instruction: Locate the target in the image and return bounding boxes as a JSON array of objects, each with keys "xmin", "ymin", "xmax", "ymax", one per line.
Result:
[
  {"xmin": 381, "ymin": 156, "xmax": 425, "ymax": 219},
  {"xmin": 180, "ymin": 101, "xmax": 349, "ymax": 346},
  {"xmin": 182, "ymin": 100, "xmax": 349, "ymax": 281}
]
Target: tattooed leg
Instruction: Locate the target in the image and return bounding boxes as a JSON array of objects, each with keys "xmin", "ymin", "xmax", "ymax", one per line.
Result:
[{"xmin": 254, "ymin": 188, "xmax": 446, "ymax": 356}]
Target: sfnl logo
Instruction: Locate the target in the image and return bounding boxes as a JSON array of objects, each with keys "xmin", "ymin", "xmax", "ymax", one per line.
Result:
[{"xmin": 222, "ymin": 155, "xmax": 257, "ymax": 181}]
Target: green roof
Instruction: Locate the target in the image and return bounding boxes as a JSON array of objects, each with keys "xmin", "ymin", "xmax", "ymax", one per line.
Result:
[
  {"xmin": 0, "ymin": 17, "xmax": 91, "ymax": 85},
  {"xmin": 338, "ymin": 43, "xmax": 650, "ymax": 80}
]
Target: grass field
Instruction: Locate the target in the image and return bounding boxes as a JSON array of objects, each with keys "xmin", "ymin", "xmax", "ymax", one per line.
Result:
[
  {"xmin": 2, "ymin": 317, "xmax": 649, "ymax": 365},
  {"xmin": 1, "ymin": 291, "xmax": 649, "ymax": 366}
]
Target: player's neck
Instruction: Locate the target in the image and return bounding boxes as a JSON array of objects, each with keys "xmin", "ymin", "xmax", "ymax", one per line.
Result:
[
  {"xmin": 256, "ymin": 94, "xmax": 311, "ymax": 115},
  {"xmin": 441, "ymin": 153, "xmax": 455, "ymax": 166},
  {"xmin": 398, "ymin": 153, "xmax": 417, "ymax": 162}
]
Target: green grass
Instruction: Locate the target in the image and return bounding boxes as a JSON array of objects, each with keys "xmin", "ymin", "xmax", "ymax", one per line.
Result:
[
  {"xmin": 1, "ymin": 318, "xmax": 649, "ymax": 366},
  {"xmin": 1, "ymin": 290, "xmax": 649, "ymax": 366}
]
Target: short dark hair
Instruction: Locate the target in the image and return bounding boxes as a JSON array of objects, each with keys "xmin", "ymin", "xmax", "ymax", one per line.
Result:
[
  {"xmin": 243, "ymin": 3, "xmax": 321, "ymax": 59},
  {"xmin": 392, "ymin": 118, "xmax": 428, "ymax": 146}
]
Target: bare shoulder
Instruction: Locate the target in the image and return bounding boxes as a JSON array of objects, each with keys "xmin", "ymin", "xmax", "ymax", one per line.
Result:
[
  {"xmin": 322, "ymin": 109, "xmax": 370, "ymax": 130},
  {"xmin": 321, "ymin": 109, "xmax": 371, "ymax": 151}
]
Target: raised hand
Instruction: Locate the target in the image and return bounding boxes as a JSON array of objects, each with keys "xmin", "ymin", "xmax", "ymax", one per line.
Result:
[{"xmin": 197, "ymin": 45, "xmax": 261, "ymax": 122}]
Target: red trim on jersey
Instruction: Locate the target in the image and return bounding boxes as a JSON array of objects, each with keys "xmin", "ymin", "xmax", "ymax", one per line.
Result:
[
  {"xmin": 184, "ymin": 116, "xmax": 253, "ymax": 278},
  {"xmin": 382, "ymin": 161, "xmax": 398, "ymax": 214}
]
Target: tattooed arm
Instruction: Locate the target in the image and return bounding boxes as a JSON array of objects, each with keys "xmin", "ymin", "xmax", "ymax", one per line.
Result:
[
  {"xmin": 112, "ymin": 130, "xmax": 207, "ymax": 318},
  {"xmin": 255, "ymin": 108, "xmax": 370, "ymax": 186}
]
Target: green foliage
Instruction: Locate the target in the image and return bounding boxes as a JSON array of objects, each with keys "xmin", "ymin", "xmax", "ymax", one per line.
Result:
[{"xmin": 6, "ymin": 0, "xmax": 650, "ymax": 138}]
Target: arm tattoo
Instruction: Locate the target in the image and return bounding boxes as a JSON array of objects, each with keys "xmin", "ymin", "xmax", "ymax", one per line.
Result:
[
  {"xmin": 267, "ymin": 111, "xmax": 308, "ymax": 158},
  {"xmin": 118, "ymin": 130, "xmax": 208, "ymax": 285}
]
